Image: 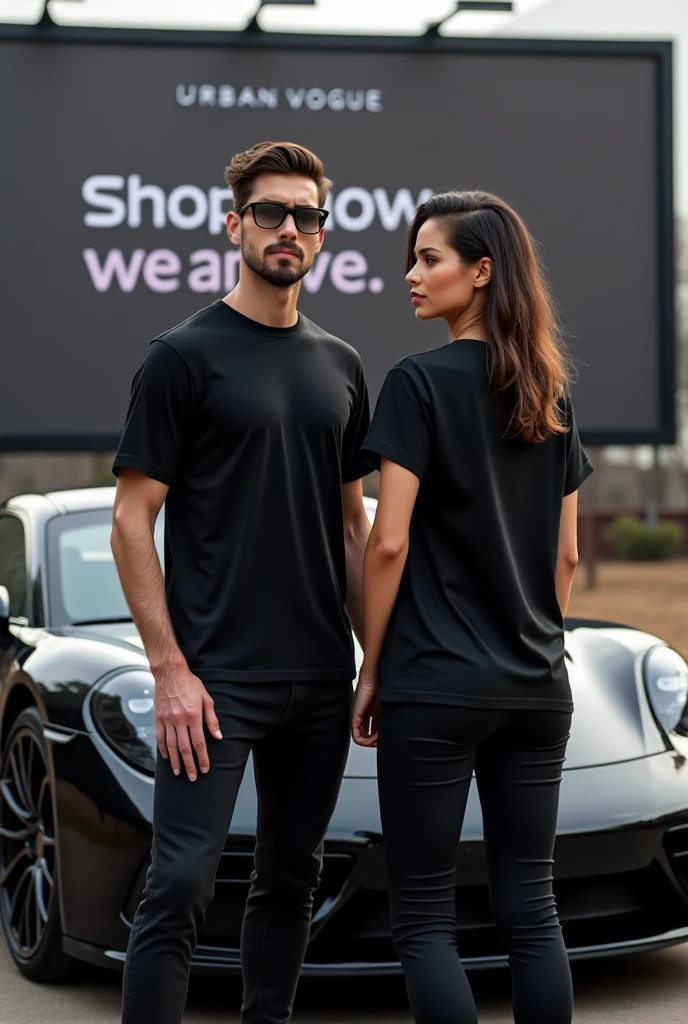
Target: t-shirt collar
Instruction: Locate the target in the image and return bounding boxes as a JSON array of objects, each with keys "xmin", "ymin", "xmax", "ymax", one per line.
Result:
[{"xmin": 214, "ymin": 299, "xmax": 303, "ymax": 338}]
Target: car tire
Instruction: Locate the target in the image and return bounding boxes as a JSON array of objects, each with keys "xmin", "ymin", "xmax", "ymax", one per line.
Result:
[{"xmin": 0, "ymin": 706, "xmax": 73, "ymax": 982}]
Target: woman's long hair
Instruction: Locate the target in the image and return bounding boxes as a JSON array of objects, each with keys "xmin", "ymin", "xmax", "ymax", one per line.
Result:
[{"xmin": 406, "ymin": 191, "xmax": 570, "ymax": 443}]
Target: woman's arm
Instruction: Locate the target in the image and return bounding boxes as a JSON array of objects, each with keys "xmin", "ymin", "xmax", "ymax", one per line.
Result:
[
  {"xmin": 352, "ymin": 458, "xmax": 420, "ymax": 746},
  {"xmin": 556, "ymin": 491, "xmax": 580, "ymax": 617}
]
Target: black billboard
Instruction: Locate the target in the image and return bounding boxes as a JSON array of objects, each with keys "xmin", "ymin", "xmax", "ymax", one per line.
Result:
[{"xmin": 0, "ymin": 28, "xmax": 675, "ymax": 449}]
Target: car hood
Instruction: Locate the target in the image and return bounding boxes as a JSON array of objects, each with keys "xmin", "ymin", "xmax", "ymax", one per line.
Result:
[
  {"xmin": 67, "ymin": 621, "xmax": 666, "ymax": 778},
  {"xmin": 343, "ymin": 624, "xmax": 667, "ymax": 778}
]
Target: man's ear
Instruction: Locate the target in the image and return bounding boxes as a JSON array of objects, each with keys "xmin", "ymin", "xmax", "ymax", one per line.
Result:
[{"xmin": 226, "ymin": 211, "xmax": 241, "ymax": 247}]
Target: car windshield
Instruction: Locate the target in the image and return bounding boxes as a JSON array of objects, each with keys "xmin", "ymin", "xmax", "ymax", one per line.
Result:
[{"xmin": 47, "ymin": 508, "xmax": 164, "ymax": 626}]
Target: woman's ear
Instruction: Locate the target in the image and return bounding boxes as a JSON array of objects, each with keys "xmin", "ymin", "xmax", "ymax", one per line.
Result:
[{"xmin": 474, "ymin": 257, "xmax": 493, "ymax": 289}]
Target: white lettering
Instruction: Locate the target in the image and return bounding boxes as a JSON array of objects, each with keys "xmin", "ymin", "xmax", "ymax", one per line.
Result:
[
  {"xmin": 334, "ymin": 187, "xmax": 376, "ymax": 232},
  {"xmin": 237, "ymin": 86, "xmax": 258, "ymax": 108},
  {"xmin": 218, "ymin": 85, "xmax": 236, "ymax": 108},
  {"xmin": 188, "ymin": 249, "xmax": 221, "ymax": 292},
  {"xmin": 286, "ymin": 88, "xmax": 306, "ymax": 109},
  {"xmin": 142, "ymin": 250, "xmax": 181, "ymax": 293},
  {"xmin": 257, "ymin": 87, "xmax": 279, "ymax": 109},
  {"xmin": 366, "ymin": 89, "xmax": 383, "ymax": 113},
  {"xmin": 82, "ymin": 248, "xmax": 146, "ymax": 292},
  {"xmin": 167, "ymin": 185, "xmax": 208, "ymax": 230},
  {"xmin": 127, "ymin": 175, "xmax": 166, "ymax": 229},
  {"xmin": 82, "ymin": 177, "xmax": 433, "ymax": 235},
  {"xmin": 326, "ymin": 88, "xmax": 346, "ymax": 112},
  {"xmin": 330, "ymin": 250, "xmax": 368, "ymax": 294},
  {"xmin": 346, "ymin": 90, "xmax": 365, "ymax": 112},
  {"xmin": 374, "ymin": 187, "xmax": 433, "ymax": 231},
  {"xmin": 176, "ymin": 84, "xmax": 197, "ymax": 107},
  {"xmin": 302, "ymin": 251, "xmax": 333, "ymax": 293},
  {"xmin": 198, "ymin": 85, "xmax": 216, "ymax": 106},
  {"xmin": 82, "ymin": 175, "xmax": 126, "ymax": 228},
  {"xmin": 305, "ymin": 88, "xmax": 327, "ymax": 111}
]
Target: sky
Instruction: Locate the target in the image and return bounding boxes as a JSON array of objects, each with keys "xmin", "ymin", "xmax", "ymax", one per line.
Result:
[{"xmin": 2, "ymin": 0, "xmax": 687, "ymax": 212}]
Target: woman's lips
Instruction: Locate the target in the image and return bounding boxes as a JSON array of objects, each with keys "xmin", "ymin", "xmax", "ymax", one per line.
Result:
[{"xmin": 411, "ymin": 294, "xmax": 426, "ymax": 306}]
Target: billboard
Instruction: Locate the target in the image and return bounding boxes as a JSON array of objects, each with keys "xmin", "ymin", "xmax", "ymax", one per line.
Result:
[{"xmin": 0, "ymin": 28, "xmax": 675, "ymax": 448}]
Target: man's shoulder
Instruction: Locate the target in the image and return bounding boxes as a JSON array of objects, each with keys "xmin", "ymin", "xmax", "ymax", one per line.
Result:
[
  {"xmin": 153, "ymin": 302, "xmax": 223, "ymax": 355},
  {"xmin": 300, "ymin": 315, "xmax": 364, "ymax": 371}
]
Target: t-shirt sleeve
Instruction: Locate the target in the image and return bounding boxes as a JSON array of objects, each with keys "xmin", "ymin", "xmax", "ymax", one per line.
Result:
[
  {"xmin": 563, "ymin": 395, "xmax": 594, "ymax": 496},
  {"xmin": 112, "ymin": 340, "xmax": 195, "ymax": 486},
  {"xmin": 362, "ymin": 365, "xmax": 431, "ymax": 481},
  {"xmin": 341, "ymin": 367, "xmax": 376, "ymax": 484}
]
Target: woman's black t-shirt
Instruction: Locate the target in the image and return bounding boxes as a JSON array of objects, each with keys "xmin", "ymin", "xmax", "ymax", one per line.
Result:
[{"xmin": 362, "ymin": 340, "xmax": 593, "ymax": 712}]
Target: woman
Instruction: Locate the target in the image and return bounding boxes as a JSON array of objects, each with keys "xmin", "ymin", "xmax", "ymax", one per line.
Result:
[{"xmin": 352, "ymin": 190, "xmax": 592, "ymax": 1024}]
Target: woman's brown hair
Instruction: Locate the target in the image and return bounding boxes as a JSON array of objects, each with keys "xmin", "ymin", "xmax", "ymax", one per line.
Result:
[
  {"xmin": 224, "ymin": 141, "xmax": 332, "ymax": 213},
  {"xmin": 406, "ymin": 190, "xmax": 571, "ymax": 443}
]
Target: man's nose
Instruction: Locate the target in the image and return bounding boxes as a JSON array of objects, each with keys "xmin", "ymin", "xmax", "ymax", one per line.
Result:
[{"xmin": 279, "ymin": 215, "xmax": 299, "ymax": 240}]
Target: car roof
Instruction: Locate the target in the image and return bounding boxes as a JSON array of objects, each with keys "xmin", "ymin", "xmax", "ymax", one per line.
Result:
[
  {"xmin": 4, "ymin": 486, "xmax": 378, "ymax": 518},
  {"xmin": 3, "ymin": 485, "xmax": 116, "ymax": 517}
]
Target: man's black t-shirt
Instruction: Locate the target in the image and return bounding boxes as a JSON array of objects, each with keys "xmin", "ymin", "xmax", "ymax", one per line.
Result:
[
  {"xmin": 363, "ymin": 341, "xmax": 593, "ymax": 712},
  {"xmin": 113, "ymin": 300, "xmax": 372, "ymax": 683}
]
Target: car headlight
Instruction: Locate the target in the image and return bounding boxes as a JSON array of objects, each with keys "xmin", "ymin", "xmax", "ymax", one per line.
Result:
[
  {"xmin": 91, "ymin": 670, "xmax": 156, "ymax": 774},
  {"xmin": 643, "ymin": 646, "xmax": 688, "ymax": 734}
]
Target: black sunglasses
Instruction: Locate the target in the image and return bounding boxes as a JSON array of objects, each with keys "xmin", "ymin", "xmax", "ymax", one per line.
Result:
[{"xmin": 238, "ymin": 201, "xmax": 328, "ymax": 235}]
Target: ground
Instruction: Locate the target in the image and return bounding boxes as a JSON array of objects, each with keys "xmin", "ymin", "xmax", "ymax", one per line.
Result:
[{"xmin": 568, "ymin": 559, "xmax": 688, "ymax": 658}]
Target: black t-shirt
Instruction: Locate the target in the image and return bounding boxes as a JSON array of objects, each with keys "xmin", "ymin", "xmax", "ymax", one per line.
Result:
[
  {"xmin": 113, "ymin": 300, "xmax": 372, "ymax": 683},
  {"xmin": 363, "ymin": 341, "xmax": 593, "ymax": 712}
]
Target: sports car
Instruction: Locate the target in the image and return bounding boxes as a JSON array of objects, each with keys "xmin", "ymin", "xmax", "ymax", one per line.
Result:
[{"xmin": 1, "ymin": 485, "xmax": 688, "ymax": 982}]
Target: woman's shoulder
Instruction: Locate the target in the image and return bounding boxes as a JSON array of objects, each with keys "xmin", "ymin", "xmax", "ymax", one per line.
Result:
[{"xmin": 388, "ymin": 343, "xmax": 485, "ymax": 385}]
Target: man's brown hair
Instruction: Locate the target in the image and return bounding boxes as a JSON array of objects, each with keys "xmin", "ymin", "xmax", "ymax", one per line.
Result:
[{"xmin": 224, "ymin": 141, "xmax": 332, "ymax": 213}]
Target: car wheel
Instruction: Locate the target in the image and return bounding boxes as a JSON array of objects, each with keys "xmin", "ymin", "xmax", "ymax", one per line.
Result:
[{"xmin": 0, "ymin": 706, "xmax": 72, "ymax": 981}]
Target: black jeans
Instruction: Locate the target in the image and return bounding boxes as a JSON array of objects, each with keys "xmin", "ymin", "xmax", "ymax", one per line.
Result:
[
  {"xmin": 121, "ymin": 681, "xmax": 353, "ymax": 1024},
  {"xmin": 377, "ymin": 702, "xmax": 573, "ymax": 1024}
]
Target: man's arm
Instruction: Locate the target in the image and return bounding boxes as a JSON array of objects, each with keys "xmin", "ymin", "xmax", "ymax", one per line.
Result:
[
  {"xmin": 111, "ymin": 468, "xmax": 222, "ymax": 780},
  {"xmin": 111, "ymin": 469, "xmax": 179, "ymax": 668},
  {"xmin": 342, "ymin": 479, "xmax": 371, "ymax": 647}
]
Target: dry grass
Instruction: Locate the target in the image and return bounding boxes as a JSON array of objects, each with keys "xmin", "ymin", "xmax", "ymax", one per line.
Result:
[{"xmin": 568, "ymin": 559, "xmax": 688, "ymax": 659}]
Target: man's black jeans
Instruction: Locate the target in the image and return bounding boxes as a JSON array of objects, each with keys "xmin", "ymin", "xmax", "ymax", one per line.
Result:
[{"xmin": 121, "ymin": 681, "xmax": 353, "ymax": 1024}]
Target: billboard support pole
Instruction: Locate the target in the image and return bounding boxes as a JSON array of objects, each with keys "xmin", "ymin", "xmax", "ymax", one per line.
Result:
[{"xmin": 644, "ymin": 444, "xmax": 662, "ymax": 525}]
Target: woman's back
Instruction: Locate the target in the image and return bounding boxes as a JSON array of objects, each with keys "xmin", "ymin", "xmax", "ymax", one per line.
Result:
[
  {"xmin": 353, "ymin": 188, "xmax": 592, "ymax": 1024},
  {"xmin": 365, "ymin": 339, "xmax": 590, "ymax": 711}
]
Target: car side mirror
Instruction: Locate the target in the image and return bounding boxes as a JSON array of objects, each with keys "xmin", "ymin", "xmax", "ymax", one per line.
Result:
[{"xmin": 0, "ymin": 585, "xmax": 10, "ymax": 627}]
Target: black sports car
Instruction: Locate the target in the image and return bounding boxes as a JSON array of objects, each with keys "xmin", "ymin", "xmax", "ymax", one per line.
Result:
[{"xmin": 1, "ymin": 485, "xmax": 688, "ymax": 983}]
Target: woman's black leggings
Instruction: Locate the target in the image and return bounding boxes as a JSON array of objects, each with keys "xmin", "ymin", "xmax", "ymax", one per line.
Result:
[{"xmin": 377, "ymin": 702, "xmax": 573, "ymax": 1024}]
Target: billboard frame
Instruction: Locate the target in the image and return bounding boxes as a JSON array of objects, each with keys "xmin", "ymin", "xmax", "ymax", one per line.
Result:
[{"xmin": 0, "ymin": 22, "xmax": 675, "ymax": 449}]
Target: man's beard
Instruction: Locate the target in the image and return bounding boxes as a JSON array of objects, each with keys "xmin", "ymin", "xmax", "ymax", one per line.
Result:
[{"xmin": 241, "ymin": 238, "xmax": 312, "ymax": 287}]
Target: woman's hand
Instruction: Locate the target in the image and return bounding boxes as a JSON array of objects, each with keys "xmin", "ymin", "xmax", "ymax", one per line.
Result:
[{"xmin": 352, "ymin": 662, "xmax": 381, "ymax": 747}]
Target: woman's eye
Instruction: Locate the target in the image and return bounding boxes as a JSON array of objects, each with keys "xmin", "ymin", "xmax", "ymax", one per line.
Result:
[{"xmin": 425, "ymin": 257, "xmax": 436, "ymax": 265}]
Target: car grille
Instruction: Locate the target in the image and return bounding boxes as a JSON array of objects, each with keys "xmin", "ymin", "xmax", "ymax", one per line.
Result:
[
  {"xmin": 125, "ymin": 840, "xmax": 688, "ymax": 967},
  {"xmin": 125, "ymin": 842, "xmax": 356, "ymax": 954},
  {"xmin": 664, "ymin": 823, "xmax": 688, "ymax": 893},
  {"xmin": 308, "ymin": 862, "xmax": 687, "ymax": 966},
  {"xmin": 197, "ymin": 846, "xmax": 354, "ymax": 951}
]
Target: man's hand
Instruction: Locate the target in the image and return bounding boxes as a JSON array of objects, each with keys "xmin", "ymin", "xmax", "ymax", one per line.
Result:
[
  {"xmin": 351, "ymin": 661, "xmax": 380, "ymax": 748},
  {"xmin": 154, "ymin": 662, "xmax": 222, "ymax": 781}
]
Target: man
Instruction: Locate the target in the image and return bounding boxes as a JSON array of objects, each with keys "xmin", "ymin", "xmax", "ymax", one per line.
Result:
[{"xmin": 111, "ymin": 141, "xmax": 372, "ymax": 1024}]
